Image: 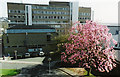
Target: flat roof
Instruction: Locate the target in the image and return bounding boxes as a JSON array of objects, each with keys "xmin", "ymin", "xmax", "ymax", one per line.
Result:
[{"xmin": 8, "ymin": 25, "xmax": 55, "ymax": 29}]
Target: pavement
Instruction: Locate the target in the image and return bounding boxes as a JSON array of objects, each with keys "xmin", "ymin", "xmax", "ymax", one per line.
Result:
[
  {"xmin": 0, "ymin": 57, "xmax": 44, "ymax": 69},
  {"xmin": 0, "ymin": 57, "xmax": 85, "ymax": 77},
  {"xmin": 59, "ymin": 68, "xmax": 85, "ymax": 76}
]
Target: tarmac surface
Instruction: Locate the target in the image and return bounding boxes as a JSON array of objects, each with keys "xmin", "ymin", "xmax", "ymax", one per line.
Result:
[
  {"xmin": 0, "ymin": 57, "xmax": 44, "ymax": 69},
  {"xmin": 0, "ymin": 57, "xmax": 77, "ymax": 77}
]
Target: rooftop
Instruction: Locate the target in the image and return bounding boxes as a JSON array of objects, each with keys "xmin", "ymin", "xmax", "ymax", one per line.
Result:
[{"xmin": 8, "ymin": 25, "xmax": 55, "ymax": 29}]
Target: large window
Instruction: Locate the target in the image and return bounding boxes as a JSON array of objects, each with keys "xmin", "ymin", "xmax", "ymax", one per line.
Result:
[
  {"xmin": 28, "ymin": 49, "xmax": 34, "ymax": 52},
  {"xmin": 47, "ymin": 34, "xmax": 51, "ymax": 41},
  {"xmin": 6, "ymin": 34, "xmax": 9, "ymax": 43}
]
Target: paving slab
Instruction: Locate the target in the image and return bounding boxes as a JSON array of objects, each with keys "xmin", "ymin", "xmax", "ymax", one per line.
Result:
[{"xmin": 59, "ymin": 68, "xmax": 85, "ymax": 76}]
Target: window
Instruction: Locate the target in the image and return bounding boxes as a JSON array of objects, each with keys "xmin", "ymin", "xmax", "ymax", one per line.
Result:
[
  {"xmin": 39, "ymin": 48, "xmax": 42, "ymax": 51},
  {"xmin": 36, "ymin": 6, "xmax": 39, "ymax": 9},
  {"xmin": 18, "ymin": 15, "xmax": 21, "ymax": 18},
  {"xmin": 4, "ymin": 46, "xmax": 8, "ymax": 48},
  {"xmin": 47, "ymin": 34, "xmax": 51, "ymax": 41},
  {"xmin": 43, "ymin": 7, "xmax": 47, "ymax": 9},
  {"xmin": 116, "ymin": 30, "xmax": 119, "ymax": 35},
  {"xmin": 8, "ymin": 10, "xmax": 11, "ymax": 13},
  {"xmin": 10, "ymin": 10, "xmax": 15, "ymax": 13},
  {"xmin": 119, "ymin": 43, "xmax": 120, "ymax": 47},
  {"xmin": 12, "ymin": 46, "xmax": 17, "ymax": 47},
  {"xmin": 32, "ymin": 6, "xmax": 36, "ymax": 9},
  {"xmin": 54, "ymin": 16, "xmax": 56, "ymax": 19},
  {"xmin": 64, "ymin": 12, "xmax": 67, "ymax": 14},
  {"xmin": 10, "ymin": 15, "xmax": 12, "ymax": 18},
  {"xmin": 28, "ymin": 49, "xmax": 34, "ymax": 52},
  {"xmin": 15, "ymin": 10, "xmax": 18, "ymax": 13},
  {"xmin": 58, "ymin": 16, "xmax": 60, "ymax": 19},
  {"xmin": 39, "ymin": 16, "xmax": 41, "ymax": 18},
  {"xmin": 18, "ymin": 10, "xmax": 20, "ymax": 13},
  {"xmin": 45, "ymin": 16, "xmax": 47, "ymax": 19},
  {"xmin": 55, "ymin": 25, "xmax": 60, "ymax": 28},
  {"xmin": 6, "ymin": 34, "xmax": 9, "ymax": 43}
]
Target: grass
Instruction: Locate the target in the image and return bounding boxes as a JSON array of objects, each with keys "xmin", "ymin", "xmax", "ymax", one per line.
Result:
[
  {"xmin": 0, "ymin": 69, "xmax": 20, "ymax": 77},
  {"xmin": 84, "ymin": 71, "xmax": 96, "ymax": 77}
]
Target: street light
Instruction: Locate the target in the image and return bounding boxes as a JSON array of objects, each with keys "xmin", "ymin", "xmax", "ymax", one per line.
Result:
[{"xmin": 48, "ymin": 57, "xmax": 51, "ymax": 75}]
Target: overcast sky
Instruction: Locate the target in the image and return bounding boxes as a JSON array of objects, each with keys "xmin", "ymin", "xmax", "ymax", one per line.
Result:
[{"xmin": 0, "ymin": 0, "xmax": 119, "ymax": 24}]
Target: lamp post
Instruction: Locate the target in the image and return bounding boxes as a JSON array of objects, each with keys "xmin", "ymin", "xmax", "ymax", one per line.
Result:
[
  {"xmin": 14, "ymin": 50, "xmax": 17, "ymax": 60},
  {"xmin": 48, "ymin": 57, "xmax": 51, "ymax": 75}
]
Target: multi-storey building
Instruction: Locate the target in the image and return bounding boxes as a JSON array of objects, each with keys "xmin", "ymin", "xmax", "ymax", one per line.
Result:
[
  {"xmin": 78, "ymin": 7, "xmax": 91, "ymax": 23},
  {"xmin": 7, "ymin": 1, "xmax": 79, "ymax": 34},
  {"xmin": 3, "ymin": 25, "xmax": 57, "ymax": 57}
]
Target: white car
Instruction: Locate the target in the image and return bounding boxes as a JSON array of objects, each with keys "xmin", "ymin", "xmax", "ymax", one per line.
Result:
[
  {"xmin": 25, "ymin": 53, "xmax": 30, "ymax": 57},
  {"xmin": 39, "ymin": 51, "xmax": 45, "ymax": 56}
]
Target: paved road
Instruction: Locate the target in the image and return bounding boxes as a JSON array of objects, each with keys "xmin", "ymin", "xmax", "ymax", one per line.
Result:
[
  {"xmin": 0, "ymin": 57, "xmax": 45, "ymax": 69},
  {"xmin": 0, "ymin": 57, "xmax": 72, "ymax": 77}
]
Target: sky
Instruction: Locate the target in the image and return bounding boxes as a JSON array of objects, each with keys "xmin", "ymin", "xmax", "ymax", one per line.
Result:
[{"xmin": 0, "ymin": 0, "xmax": 120, "ymax": 24}]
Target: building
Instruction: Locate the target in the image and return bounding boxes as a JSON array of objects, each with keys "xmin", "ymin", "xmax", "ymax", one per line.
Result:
[
  {"xmin": 78, "ymin": 7, "xmax": 91, "ymax": 23},
  {"xmin": 2, "ymin": 25, "xmax": 57, "ymax": 57},
  {"xmin": 7, "ymin": 1, "xmax": 79, "ymax": 34},
  {"xmin": 107, "ymin": 25, "xmax": 120, "ymax": 61}
]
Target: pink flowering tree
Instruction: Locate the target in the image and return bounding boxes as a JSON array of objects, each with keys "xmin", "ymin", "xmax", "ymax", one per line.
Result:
[{"xmin": 61, "ymin": 21, "xmax": 117, "ymax": 73}]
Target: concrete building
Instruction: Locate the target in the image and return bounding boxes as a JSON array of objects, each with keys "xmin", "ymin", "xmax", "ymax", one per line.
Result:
[
  {"xmin": 78, "ymin": 7, "xmax": 91, "ymax": 23},
  {"xmin": 7, "ymin": 1, "xmax": 79, "ymax": 34},
  {"xmin": 2, "ymin": 25, "xmax": 57, "ymax": 57},
  {"xmin": 107, "ymin": 25, "xmax": 120, "ymax": 61}
]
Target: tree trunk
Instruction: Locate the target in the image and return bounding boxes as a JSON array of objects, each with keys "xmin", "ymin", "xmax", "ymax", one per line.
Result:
[{"xmin": 86, "ymin": 68, "xmax": 91, "ymax": 76}]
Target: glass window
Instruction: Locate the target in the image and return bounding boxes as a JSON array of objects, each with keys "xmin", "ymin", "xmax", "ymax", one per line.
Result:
[
  {"xmin": 10, "ymin": 10, "xmax": 14, "ymax": 13},
  {"xmin": 54, "ymin": 12, "xmax": 56, "ymax": 14},
  {"xmin": 14, "ymin": 15, "xmax": 17, "ymax": 18},
  {"xmin": 32, "ymin": 6, "xmax": 36, "ymax": 9},
  {"xmin": 43, "ymin": 7, "xmax": 47, "ymax": 9},
  {"xmin": 18, "ymin": 15, "xmax": 21, "ymax": 18},
  {"xmin": 28, "ymin": 49, "xmax": 34, "ymax": 52},
  {"xmin": 4, "ymin": 46, "xmax": 8, "ymax": 48},
  {"xmin": 45, "ymin": 16, "xmax": 47, "ymax": 19},
  {"xmin": 55, "ymin": 25, "xmax": 60, "ymax": 28},
  {"xmin": 47, "ymin": 35, "xmax": 51, "ymax": 41},
  {"xmin": 54, "ymin": 16, "xmax": 56, "ymax": 19},
  {"xmin": 58, "ymin": 16, "xmax": 60, "ymax": 19},
  {"xmin": 52, "ymin": 12, "xmax": 54, "ymax": 14},
  {"xmin": 39, "ymin": 48, "xmax": 42, "ymax": 51},
  {"xmin": 39, "ymin": 16, "xmax": 41, "ymax": 18},
  {"xmin": 8, "ymin": 10, "xmax": 11, "ymax": 13}
]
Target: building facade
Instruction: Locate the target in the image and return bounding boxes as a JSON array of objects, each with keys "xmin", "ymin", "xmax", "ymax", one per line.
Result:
[
  {"xmin": 7, "ymin": 1, "xmax": 79, "ymax": 34},
  {"xmin": 2, "ymin": 25, "xmax": 57, "ymax": 57},
  {"xmin": 78, "ymin": 7, "xmax": 91, "ymax": 23}
]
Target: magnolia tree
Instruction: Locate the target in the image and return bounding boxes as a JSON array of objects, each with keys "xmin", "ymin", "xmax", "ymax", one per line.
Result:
[{"xmin": 61, "ymin": 21, "xmax": 117, "ymax": 72}]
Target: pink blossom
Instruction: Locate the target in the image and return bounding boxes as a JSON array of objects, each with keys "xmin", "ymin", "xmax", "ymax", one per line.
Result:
[
  {"xmin": 61, "ymin": 20, "xmax": 116, "ymax": 73},
  {"xmin": 112, "ymin": 39, "xmax": 117, "ymax": 45}
]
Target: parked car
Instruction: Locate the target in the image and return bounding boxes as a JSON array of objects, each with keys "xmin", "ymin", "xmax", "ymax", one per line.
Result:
[
  {"xmin": 30, "ymin": 53, "xmax": 38, "ymax": 57},
  {"xmin": 39, "ymin": 51, "xmax": 45, "ymax": 56},
  {"xmin": 25, "ymin": 53, "xmax": 30, "ymax": 57}
]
